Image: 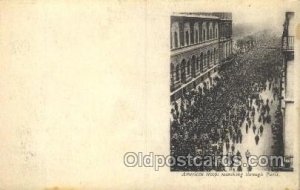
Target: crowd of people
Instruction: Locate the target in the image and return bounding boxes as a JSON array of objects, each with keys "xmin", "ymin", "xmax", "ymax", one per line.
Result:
[{"xmin": 170, "ymin": 34, "xmax": 283, "ymax": 171}]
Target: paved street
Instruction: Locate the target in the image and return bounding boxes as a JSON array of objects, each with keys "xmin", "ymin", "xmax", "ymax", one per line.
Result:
[{"xmin": 224, "ymin": 79, "xmax": 279, "ymax": 171}]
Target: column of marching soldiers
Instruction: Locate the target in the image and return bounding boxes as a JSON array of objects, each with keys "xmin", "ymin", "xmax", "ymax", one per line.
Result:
[{"xmin": 170, "ymin": 34, "xmax": 283, "ymax": 171}]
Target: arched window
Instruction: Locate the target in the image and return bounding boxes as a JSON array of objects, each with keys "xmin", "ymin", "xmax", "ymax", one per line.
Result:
[
  {"xmin": 207, "ymin": 50, "xmax": 210, "ymax": 67},
  {"xmin": 171, "ymin": 22, "xmax": 180, "ymax": 49},
  {"xmin": 202, "ymin": 22, "xmax": 207, "ymax": 41},
  {"xmin": 208, "ymin": 22, "xmax": 213, "ymax": 40},
  {"xmin": 181, "ymin": 60, "xmax": 186, "ymax": 83},
  {"xmin": 214, "ymin": 48, "xmax": 216, "ymax": 64},
  {"xmin": 225, "ymin": 43, "xmax": 228, "ymax": 58},
  {"xmin": 193, "ymin": 22, "xmax": 199, "ymax": 44},
  {"xmin": 184, "ymin": 23, "xmax": 190, "ymax": 46},
  {"xmin": 199, "ymin": 25, "xmax": 202, "ymax": 42},
  {"xmin": 191, "ymin": 56, "xmax": 196, "ymax": 77},
  {"xmin": 174, "ymin": 32, "xmax": 178, "ymax": 48},
  {"xmin": 187, "ymin": 61, "xmax": 190, "ymax": 75},
  {"xmin": 200, "ymin": 53, "xmax": 203, "ymax": 72},
  {"xmin": 176, "ymin": 64, "xmax": 180, "ymax": 81},
  {"xmin": 185, "ymin": 31, "xmax": 189, "ymax": 46},
  {"xmin": 203, "ymin": 53, "xmax": 206, "ymax": 69}
]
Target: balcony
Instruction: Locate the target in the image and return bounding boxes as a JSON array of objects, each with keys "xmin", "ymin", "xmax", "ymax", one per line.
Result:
[
  {"xmin": 282, "ymin": 36, "xmax": 294, "ymax": 51},
  {"xmin": 171, "ymin": 39, "xmax": 219, "ymax": 56}
]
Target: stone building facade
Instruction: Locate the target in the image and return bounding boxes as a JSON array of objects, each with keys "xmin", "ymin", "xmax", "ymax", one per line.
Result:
[
  {"xmin": 170, "ymin": 12, "xmax": 233, "ymax": 101},
  {"xmin": 281, "ymin": 11, "xmax": 295, "ymax": 170}
]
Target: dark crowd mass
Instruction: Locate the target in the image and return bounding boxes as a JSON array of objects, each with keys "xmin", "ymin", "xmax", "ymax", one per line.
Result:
[{"xmin": 170, "ymin": 33, "xmax": 284, "ymax": 171}]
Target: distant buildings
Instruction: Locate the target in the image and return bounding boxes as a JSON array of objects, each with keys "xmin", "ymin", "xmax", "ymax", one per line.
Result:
[
  {"xmin": 170, "ymin": 12, "xmax": 233, "ymax": 101},
  {"xmin": 281, "ymin": 11, "xmax": 294, "ymax": 170}
]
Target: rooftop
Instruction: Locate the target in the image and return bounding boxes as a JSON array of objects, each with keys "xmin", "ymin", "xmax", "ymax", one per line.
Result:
[
  {"xmin": 172, "ymin": 12, "xmax": 232, "ymax": 20},
  {"xmin": 172, "ymin": 13, "xmax": 219, "ymax": 20}
]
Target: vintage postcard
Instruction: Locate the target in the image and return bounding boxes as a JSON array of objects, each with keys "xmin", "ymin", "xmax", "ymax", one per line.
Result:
[{"xmin": 0, "ymin": 0, "xmax": 299, "ymax": 189}]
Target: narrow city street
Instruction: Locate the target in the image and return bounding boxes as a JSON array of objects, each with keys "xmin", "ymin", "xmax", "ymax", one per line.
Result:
[
  {"xmin": 170, "ymin": 10, "xmax": 285, "ymax": 172},
  {"xmin": 219, "ymin": 36, "xmax": 283, "ymax": 171},
  {"xmin": 224, "ymin": 78, "xmax": 279, "ymax": 172},
  {"xmin": 171, "ymin": 37, "xmax": 284, "ymax": 171}
]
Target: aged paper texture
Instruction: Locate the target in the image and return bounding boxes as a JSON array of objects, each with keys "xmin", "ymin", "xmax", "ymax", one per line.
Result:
[{"xmin": 0, "ymin": 0, "xmax": 299, "ymax": 189}]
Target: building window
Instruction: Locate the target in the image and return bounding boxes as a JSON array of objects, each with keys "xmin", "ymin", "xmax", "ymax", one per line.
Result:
[
  {"xmin": 214, "ymin": 48, "xmax": 216, "ymax": 64},
  {"xmin": 204, "ymin": 53, "xmax": 207, "ymax": 69},
  {"xmin": 187, "ymin": 61, "xmax": 190, "ymax": 75},
  {"xmin": 194, "ymin": 23, "xmax": 199, "ymax": 44},
  {"xmin": 174, "ymin": 32, "xmax": 178, "ymax": 48},
  {"xmin": 199, "ymin": 28, "xmax": 202, "ymax": 42},
  {"xmin": 200, "ymin": 53, "xmax": 203, "ymax": 72},
  {"xmin": 191, "ymin": 56, "xmax": 196, "ymax": 77},
  {"xmin": 181, "ymin": 60, "xmax": 186, "ymax": 83},
  {"xmin": 207, "ymin": 51, "xmax": 210, "ymax": 67},
  {"xmin": 176, "ymin": 64, "xmax": 180, "ymax": 81},
  {"xmin": 185, "ymin": 31, "xmax": 190, "ymax": 46},
  {"xmin": 208, "ymin": 22, "xmax": 214, "ymax": 40},
  {"xmin": 202, "ymin": 22, "xmax": 207, "ymax": 41},
  {"xmin": 225, "ymin": 43, "xmax": 228, "ymax": 58},
  {"xmin": 171, "ymin": 22, "xmax": 180, "ymax": 49},
  {"xmin": 184, "ymin": 22, "xmax": 191, "ymax": 46}
]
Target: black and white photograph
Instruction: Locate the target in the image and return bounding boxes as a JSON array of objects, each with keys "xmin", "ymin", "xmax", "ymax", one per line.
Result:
[
  {"xmin": 170, "ymin": 12, "xmax": 295, "ymax": 172},
  {"xmin": 0, "ymin": 1, "xmax": 299, "ymax": 189}
]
